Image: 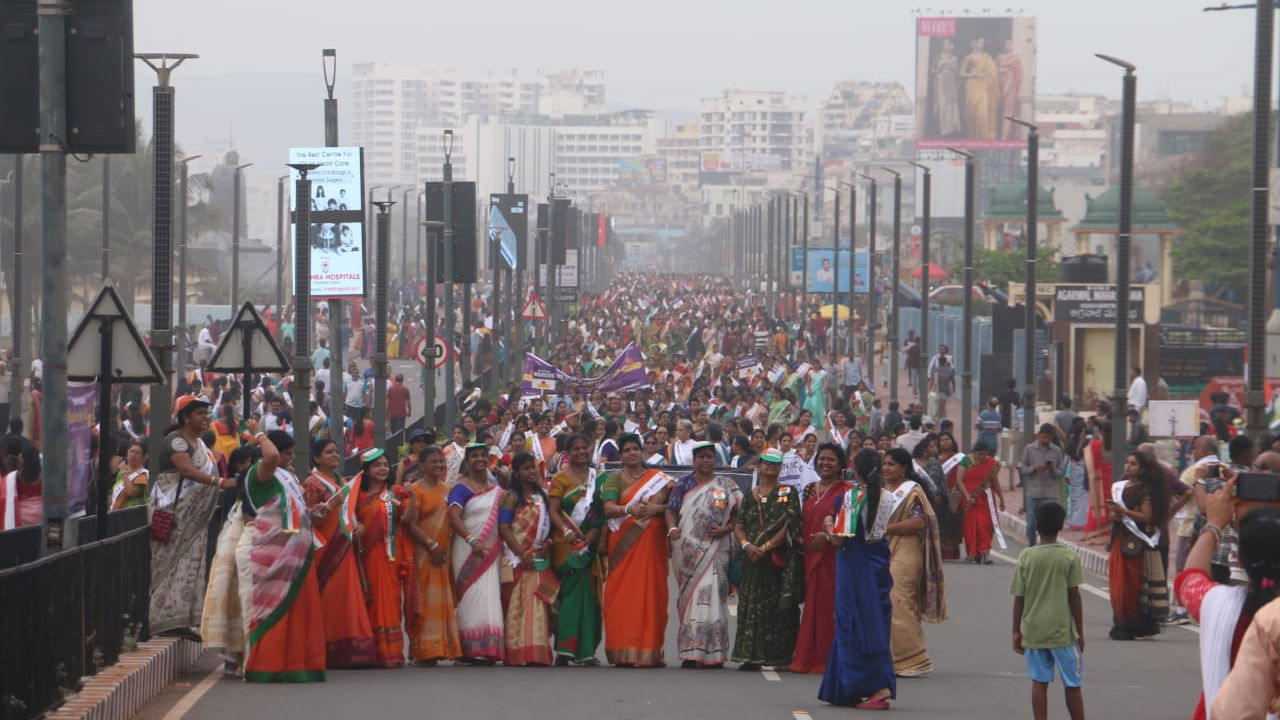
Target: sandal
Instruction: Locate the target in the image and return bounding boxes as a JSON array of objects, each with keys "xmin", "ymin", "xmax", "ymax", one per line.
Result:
[{"xmin": 854, "ymin": 698, "xmax": 890, "ymax": 711}]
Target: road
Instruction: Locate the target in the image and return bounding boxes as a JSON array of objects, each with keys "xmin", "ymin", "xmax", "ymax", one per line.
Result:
[{"xmin": 135, "ymin": 536, "xmax": 1202, "ymax": 720}]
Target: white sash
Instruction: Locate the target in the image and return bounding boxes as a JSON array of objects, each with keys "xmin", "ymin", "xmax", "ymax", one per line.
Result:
[
  {"xmin": 672, "ymin": 440, "xmax": 695, "ymax": 466},
  {"xmin": 1202, "ymin": 584, "xmax": 1248, "ymax": 720},
  {"xmin": 593, "ymin": 439, "xmax": 617, "ymax": 467},
  {"xmin": 986, "ymin": 488, "xmax": 1009, "ymax": 550},
  {"xmin": 1111, "ymin": 480, "xmax": 1161, "ymax": 548},
  {"xmin": 498, "ymin": 422, "xmax": 514, "ymax": 452},
  {"xmin": 3, "ymin": 471, "xmax": 16, "ymax": 530},
  {"xmin": 607, "ymin": 472, "xmax": 670, "ymax": 533},
  {"xmin": 110, "ymin": 468, "xmax": 148, "ymax": 508},
  {"xmin": 504, "ymin": 493, "xmax": 551, "ymax": 569},
  {"xmin": 531, "ymin": 434, "xmax": 546, "ymax": 464},
  {"xmin": 941, "ymin": 452, "xmax": 967, "ymax": 475},
  {"xmin": 886, "ymin": 480, "xmax": 920, "ymax": 517},
  {"xmin": 570, "ymin": 468, "xmax": 598, "ymax": 527}
]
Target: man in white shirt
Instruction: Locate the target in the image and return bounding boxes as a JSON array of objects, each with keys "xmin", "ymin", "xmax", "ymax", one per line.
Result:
[
  {"xmin": 315, "ymin": 358, "xmax": 332, "ymax": 401},
  {"xmin": 1127, "ymin": 366, "xmax": 1148, "ymax": 411}
]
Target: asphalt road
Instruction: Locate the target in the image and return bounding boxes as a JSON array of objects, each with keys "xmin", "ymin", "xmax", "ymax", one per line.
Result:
[{"xmin": 135, "ymin": 536, "xmax": 1203, "ymax": 720}]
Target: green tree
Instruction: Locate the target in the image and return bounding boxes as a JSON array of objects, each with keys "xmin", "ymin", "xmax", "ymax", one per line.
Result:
[
  {"xmin": 1163, "ymin": 111, "xmax": 1253, "ymax": 293},
  {"xmin": 970, "ymin": 243, "xmax": 1061, "ymax": 291}
]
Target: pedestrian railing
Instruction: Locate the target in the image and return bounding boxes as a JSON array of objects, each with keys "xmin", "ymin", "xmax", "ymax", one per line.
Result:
[{"xmin": 0, "ymin": 506, "xmax": 150, "ymax": 720}]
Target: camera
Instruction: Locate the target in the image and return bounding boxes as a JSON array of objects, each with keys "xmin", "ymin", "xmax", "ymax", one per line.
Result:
[{"xmin": 1234, "ymin": 471, "xmax": 1280, "ymax": 503}]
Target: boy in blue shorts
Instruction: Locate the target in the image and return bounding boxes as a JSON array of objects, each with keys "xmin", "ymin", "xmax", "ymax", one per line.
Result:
[{"xmin": 1011, "ymin": 500, "xmax": 1085, "ymax": 720}]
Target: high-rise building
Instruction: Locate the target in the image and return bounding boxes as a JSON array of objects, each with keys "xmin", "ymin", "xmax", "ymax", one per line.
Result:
[
  {"xmin": 698, "ymin": 90, "xmax": 808, "ymax": 172},
  {"xmin": 815, "ymin": 81, "xmax": 914, "ymax": 159},
  {"xmin": 656, "ymin": 121, "xmax": 701, "ymax": 199}
]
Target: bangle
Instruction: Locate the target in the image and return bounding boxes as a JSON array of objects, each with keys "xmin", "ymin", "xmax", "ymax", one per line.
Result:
[
  {"xmin": 667, "ymin": 527, "xmax": 679, "ymax": 537},
  {"xmin": 466, "ymin": 536, "xmax": 478, "ymax": 546},
  {"xmin": 1203, "ymin": 523, "xmax": 1224, "ymax": 542},
  {"xmin": 427, "ymin": 540, "xmax": 439, "ymax": 550},
  {"xmin": 740, "ymin": 540, "xmax": 750, "ymax": 550}
]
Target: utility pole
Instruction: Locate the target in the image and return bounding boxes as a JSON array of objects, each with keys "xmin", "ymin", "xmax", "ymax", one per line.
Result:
[
  {"xmin": 1009, "ymin": 117, "xmax": 1040, "ymax": 451},
  {"xmin": 908, "ymin": 162, "xmax": 932, "ymax": 388},
  {"xmin": 38, "ymin": 0, "xmax": 70, "ymax": 550},
  {"xmin": 372, "ymin": 200, "xmax": 393, "ymax": 447},
  {"xmin": 323, "ymin": 49, "xmax": 345, "ymax": 456},
  {"xmin": 230, "ymin": 162, "xmax": 253, "ymax": 313},
  {"xmin": 883, "ymin": 167, "xmax": 902, "ymax": 404},
  {"xmin": 949, "ymin": 149, "xmax": 976, "ymax": 450},
  {"xmin": 176, "ymin": 154, "xmax": 203, "ymax": 388},
  {"xmin": 443, "ymin": 130, "xmax": 457, "ymax": 430},
  {"xmin": 1097, "ymin": 53, "xmax": 1138, "ymax": 484},
  {"xmin": 135, "ymin": 52, "xmax": 197, "ymax": 497}
]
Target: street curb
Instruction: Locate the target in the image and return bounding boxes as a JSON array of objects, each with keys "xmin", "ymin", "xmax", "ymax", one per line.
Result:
[
  {"xmin": 999, "ymin": 511, "xmax": 1111, "ymax": 577},
  {"xmin": 45, "ymin": 637, "xmax": 201, "ymax": 720}
]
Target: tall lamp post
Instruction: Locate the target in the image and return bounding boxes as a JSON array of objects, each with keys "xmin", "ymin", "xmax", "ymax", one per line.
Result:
[
  {"xmin": 908, "ymin": 162, "xmax": 932, "ymax": 383},
  {"xmin": 276, "ymin": 174, "xmax": 289, "ymax": 318},
  {"xmin": 288, "ymin": 162, "xmax": 322, "ymax": 472},
  {"xmin": 881, "ymin": 167, "xmax": 902, "ymax": 403},
  {"xmin": 1008, "ymin": 116, "xmax": 1040, "ymax": 451},
  {"xmin": 947, "ymin": 149, "xmax": 976, "ymax": 450},
  {"xmin": 838, "ymin": 181, "xmax": 857, "ymax": 358},
  {"xmin": 176, "ymin": 154, "xmax": 203, "ymax": 388},
  {"xmin": 230, "ymin": 162, "xmax": 253, "ymax": 313},
  {"xmin": 857, "ymin": 172, "xmax": 878, "ymax": 389},
  {"xmin": 1097, "ymin": 53, "xmax": 1137, "ymax": 486},
  {"xmin": 324, "ymin": 49, "xmax": 347, "ymax": 455},
  {"xmin": 372, "ymin": 200, "xmax": 394, "ymax": 447},
  {"xmin": 442, "ymin": 130, "xmax": 458, "ymax": 431},
  {"xmin": 827, "ymin": 185, "xmax": 842, "ymax": 357}
]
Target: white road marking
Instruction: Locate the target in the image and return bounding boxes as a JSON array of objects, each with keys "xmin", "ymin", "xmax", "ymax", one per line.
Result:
[
  {"xmin": 989, "ymin": 549, "xmax": 1200, "ymax": 635},
  {"xmin": 761, "ymin": 667, "xmax": 781, "ymax": 681},
  {"xmin": 792, "ymin": 712, "xmax": 813, "ymax": 720},
  {"xmin": 729, "ymin": 602, "xmax": 738, "ymax": 618},
  {"xmin": 160, "ymin": 663, "xmax": 224, "ymax": 720}
]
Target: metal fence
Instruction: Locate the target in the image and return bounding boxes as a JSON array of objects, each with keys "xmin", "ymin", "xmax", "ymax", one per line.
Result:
[{"xmin": 0, "ymin": 506, "xmax": 150, "ymax": 720}]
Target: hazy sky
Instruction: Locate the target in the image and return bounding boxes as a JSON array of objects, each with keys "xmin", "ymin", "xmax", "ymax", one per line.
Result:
[{"xmin": 135, "ymin": 0, "xmax": 1261, "ymax": 111}]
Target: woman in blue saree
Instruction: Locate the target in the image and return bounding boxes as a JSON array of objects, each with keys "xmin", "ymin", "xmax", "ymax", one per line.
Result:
[{"xmin": 818, "ymin": 447, "xmax": 896, "ymax": 711}]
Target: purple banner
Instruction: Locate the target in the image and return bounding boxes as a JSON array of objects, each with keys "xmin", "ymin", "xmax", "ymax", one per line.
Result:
[
  {"xmin": 67, "ymin": 382, "xmax": 97, "ymax": 514},
  {"xmin": 521, "ymin": 342, "xmax": 651, "ymax": 398}
]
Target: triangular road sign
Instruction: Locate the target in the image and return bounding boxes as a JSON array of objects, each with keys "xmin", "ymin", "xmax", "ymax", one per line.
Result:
[
  {"xmin": 207, "ymin": 302, "xmax": 292, "ymax": 373},
  {"xmin": 68, "ymin": 286, "xmax": 164, "ymax": 383},
  {"xmin": 521, "ymin": 292, "xmax": 548, "ymax": 321}
]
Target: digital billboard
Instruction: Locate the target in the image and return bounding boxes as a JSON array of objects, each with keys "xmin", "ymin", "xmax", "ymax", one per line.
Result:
[
  {"xmin": 489, "ymin": 193, "xmax": 528, "ymax": 271},
  {"xmin": 790, "ymin": 248, "xmax": 869, "ymax": 294},
  {"xmin": 914, "ymin": 16, "xmax": 1036, "ymax": 151},
  {"xmin": 289, "ymin": 146, "xmax": 367, "ymax": 298}
]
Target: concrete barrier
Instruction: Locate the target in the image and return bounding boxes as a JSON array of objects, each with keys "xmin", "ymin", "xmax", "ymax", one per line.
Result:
[{"xmin": 46, "ymin": 637, "xmax": 201, "ymax": 720}]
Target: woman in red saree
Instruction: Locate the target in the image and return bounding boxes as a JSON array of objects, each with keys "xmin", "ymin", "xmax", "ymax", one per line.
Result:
[
  {"xmin": 1084, "ymin": 421, "xmax": 1114, "ymax": 538},
  {"xmin": 243, "ymin": 431, "xmax": 326, "ymax": 682},
  {"xmin": 958, "ymin": 441, "xmax": 1003, "ymax": 564},
  {"xmin": 301, "ymin": 438, "xmax": 376, "ymax": 668},
  {"xmin": 1107, "ymin": 451, "xmax": 1170, "ymax": 640},
  {"xmin": 601, "ymin": 433, "xmax": 673, "ymax": 667},
  {"xmin": 792, "ymin": 443, "xmax": 854, "ymax": 674},
  {"xmin": 498, "ymin": 453, "xmax": 560, "ymax": 666},
  {"xmin": 351, "ymin": 448, "xmax": 415, "ymax": 667}
]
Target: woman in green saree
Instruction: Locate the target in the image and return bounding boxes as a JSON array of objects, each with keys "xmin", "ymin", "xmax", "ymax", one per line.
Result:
[
  {"xmin": 548, "ymin": 433, "xmax": 605, "ymax": 665},
  {"xmin": 732, "ymin": 450, "xmax": 803, "ymax": 670}
]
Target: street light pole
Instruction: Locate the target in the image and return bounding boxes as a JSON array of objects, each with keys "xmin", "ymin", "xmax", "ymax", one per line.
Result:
[
  {"xmin": 372, "ymin": 200, "xmax": 394, "ymax": 448},
  {"xmin": 840, "ymin": 181, "xmax": 857, "ymax": 358},
  {"xmin": 858, "ymin": 172, "xmax": 878, "ymax": 389},
  {"xmin": 101, "ymin": 156, "xmax": 109, "ymax": 283},
  {"xmin": 288, "ymin": 162, "xmax": 321, "ymax": 473},
  {"xmin": 1097, "ymin": 53, "xmax": 1138, "ymax": 486},
  {"xmin": 276, "ymin": 175, "xmax": 288, "ymax": 320},
  {"xmin": 948, "ymin": 149, "xmax": 976, "ymax": 451},
  {"xmin": 231, "ymin": 162, "xmax": 253, "ymax": 313},
  {"xmin": 1250, "ymin": 3, "xmax": 1275, "ymax": 438},
  {"xmin": 830, "ymin": 186, "xmax": 841, "ymax": 357},
  {"xmin": 908, "ymin": 162, "xmax": 932, "ymax": 384},
  {"xmin": 1009, "ymin": 116, "xmax": 1040, "ymax": 451},
  {"xmin": 882, "ymin": 167, "xmax": 902, "ymax": 404},
  {"xmin": 322, "ymin": 48, "xmax": 344, "ymax": 457},
  {"xmin": 176, "ymin": 155, "xmax": 203, "ymax": 389},
  {"xmin": 443, "ymin": 130, "xmax": 457, "ymax": 431}
]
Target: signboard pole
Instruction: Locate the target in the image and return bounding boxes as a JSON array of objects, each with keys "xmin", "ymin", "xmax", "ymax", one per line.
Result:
[
  {"xmin": 288, "ymin": 165, "xmax": 318, "ymax": 474},
  {"xmin": 94, "ymin": 319, "xmax": 114, "ymax": 532},
  {"xmin": 241, "ymin": 319, "xmax": 253, "ymax": 432}
]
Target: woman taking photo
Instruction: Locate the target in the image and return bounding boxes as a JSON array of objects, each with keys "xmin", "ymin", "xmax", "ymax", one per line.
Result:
[
  {"xmin": 449, "ymin": 443, "xmax": 506, "ymax": 664},
  {"xmin": 818, "ymin": 448, "xmax": 895, "ymax": 710},
  {"xmin": 150, "ymin": 394, "xmax": 231, "ymax": 637},
  {"xmin": 732, "ymin": 450, "xmax": 802, "ymax": 670},
  {"xmin": 958, "ymin": 441, "xmax": 1003, "ymax": 565},
  {"xmin": 792, "ymin": 442, "xmax": 854, "ymax": 674},
  {"xmin": 498, "ymin": 453, "xmax": 559, "ymax": 666},
  {"xmin": 403, "ymin": 445, "xmax": 460, "ymax": 665},
  {"xmin": 881, "ymin": 447, "xmax": 947, "ymax": 677},
  {"xmin": 666, "ymin": 442, "xmax": 743, "ymax": 668},
  {"xmin": 549, "ymin": 433, "xmax": 604, "ymax": 665},
  {"xmin": 936, "ymin": 432, "xmax": 964, "ymax": 561},
  {"xmin": 351, "ymin": 448, "xmax": 413, "ymax": 667},
  {"xmin": 601, "ymin": 433, "xmax": 673, "ymax": 667},
  {"xmin": 1106, "ymin": 450, "xmax": 1170, "ymax": 640},
  {"xmin": 301, "ymin": 438, "xmax": 376, "ymax": 668},
  {"xmin": 110, "ymin": 440, "xmax": 150, "ymax": 511},
  {"xmin": 242, "ymin": 431, "xmax": 326, "ymax": 682}
]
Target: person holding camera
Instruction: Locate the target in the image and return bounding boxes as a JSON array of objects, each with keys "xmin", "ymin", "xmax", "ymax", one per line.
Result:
[{"xmin": 1174, "ymin": 462, "xmax": 1280, "ymax": 720}]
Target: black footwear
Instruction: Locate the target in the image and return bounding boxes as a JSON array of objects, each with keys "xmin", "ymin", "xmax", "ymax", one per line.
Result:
[
  {"xmin": 738, "ymin": 663, "xmax": 761, "ymax": 671},
  {"xmin": 555, "ymin": 656, "xmax": 571, "ymax": 667},
  {"xmin": 681, "ymin": 660, "xmax": 699, "ymax": 669}
]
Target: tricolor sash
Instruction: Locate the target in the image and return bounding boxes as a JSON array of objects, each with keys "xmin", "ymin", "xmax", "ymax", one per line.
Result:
[{"xmin": 832, "ymin": 486, "xmax": 866, "ymax": 536}]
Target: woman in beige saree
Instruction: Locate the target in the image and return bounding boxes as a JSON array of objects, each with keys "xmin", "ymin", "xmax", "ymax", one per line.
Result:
[{"xmin": 881, "ymin": 448, "xmax": 947, "ymax": 677}]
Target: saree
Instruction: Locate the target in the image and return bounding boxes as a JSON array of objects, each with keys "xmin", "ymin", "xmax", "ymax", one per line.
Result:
[
  {"xmin": 961, "ymin": 456, "xmax": 999, "ymax": 557},
  {"xmin": 792, "ymin": 480, "xmax": 852, "ymax": 674},
  {"xmin": 549, "ymin": 468, "xmax": 604, "ymax": 663},
  {"xmin": 937, "ymin": 455, "xmax": 964, "ymax": 560},
  {"xmin": 732, "ymin": 484, "xmax": 803, "ymax": 667},
  {"xmin": 819, "ymin": 488, "xmax": 896, "ymax": 706},
  {"xmin": 355, "ymin": 485, "xmax": 413, "ymax": 667},
  {"xmin": 671, "ymin": 474, "xmax": 743, "ymax": 666},
  {"xmin": 885, "ymin": 481, "xmax": 947, "ymax": 677},
  {"xmin": 244, "ymin": 466, "xmax": 326, "ymax": 682},
  {"xmin": 408, "ymin": 481, "xmax": 461, "ymax": 662},
  {"xmin": 303, "ymin": 471, "xmax": 376, "ymax": 668},
  {"xmin": 450, "ymin": 483, "xmax": 506, "ymax": 661},
  {"xmin": 501, "ymin": 492, "xmax": 560, "ymax": 666},
  {"xmin": 962, "ymin": 49, "xmax": 999, "ymax": 139},
  {"xmin": 1107, "ymin": 481, "xmax": 1167, "ymax": 639},
  {"xmin": 149, "ymin": 435, "xmax": 220, "ymax": 635},
  {"xmin": 602, "ymin": 469, "xmax": 673, "ymax": 667},
  {"xmin": 200, "ymin": 501, "xmax": 247, "ymax": 655},
  {"xmin": 804, "ymin": 370, "xmax": 828, "ymax": 420}
]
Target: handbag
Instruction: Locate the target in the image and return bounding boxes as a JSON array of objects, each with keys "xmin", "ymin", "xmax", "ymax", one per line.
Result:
[
  {"xmin": 150, "ymin": 471, "xmax": 186, "ymax": 544},
  {"xmin": 1118, "ymin": 534, "xmax": 1144, "ymax": 558}
]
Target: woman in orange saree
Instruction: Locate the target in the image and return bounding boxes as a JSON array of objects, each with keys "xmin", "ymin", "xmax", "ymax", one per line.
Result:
[
  {"xmin": 351, "ymin": 448, "xmax": 415, "ymax": 668},
  {"xmin": 601, "ymin": 433, "xmax": 674, "ymax": 667},
  {"xmin": 404, "ymin": 446, "xmax": 461, "ymax": 664},
  {"xmin": 243, "ymin": 431, "xmax": 326, "ymax": 682},
  {"xmin": 498, "ymin": 453, "xmax": 560, "ymax": 666},
  {"xmin": 301, "ymin": 438, "xmax": 376, "ymax": 668}
]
